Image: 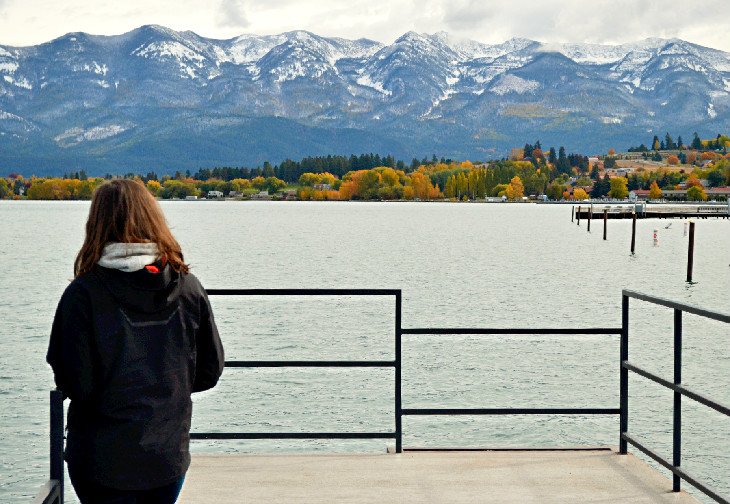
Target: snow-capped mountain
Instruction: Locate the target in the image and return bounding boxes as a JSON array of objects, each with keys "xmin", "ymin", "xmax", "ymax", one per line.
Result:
[{"xmin": 0, "ymin": 25, "xmax": 728, "ymax": 174}]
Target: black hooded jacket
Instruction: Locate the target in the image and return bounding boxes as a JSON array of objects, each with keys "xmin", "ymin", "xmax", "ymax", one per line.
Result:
[{"xmin": 46, "ymin": 263, "xmax": 224, "ymax": 490}]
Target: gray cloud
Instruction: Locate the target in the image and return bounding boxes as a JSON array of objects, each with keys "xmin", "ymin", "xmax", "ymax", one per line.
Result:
[
  {"xmin": 217, "ymin": 0, "xmax": 249, "ymax": 29},
  {"xmin": 443, "ymin": 0, "xmax": 494, "ymax": 31}
]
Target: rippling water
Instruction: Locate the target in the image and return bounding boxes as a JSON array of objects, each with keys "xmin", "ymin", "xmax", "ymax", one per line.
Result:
[{"xmin": 1, "ymin": 200, "xmax": 728, "ymax": 502}]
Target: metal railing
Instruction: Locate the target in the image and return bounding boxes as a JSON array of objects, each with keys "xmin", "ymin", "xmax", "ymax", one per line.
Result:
[
  {"xmin": 33, "ymin": 390, "xmax": 63, "ymax": 504},
  {"xmin": 189, "ymin": 289, "xmax": 622, "ymax": 454},
  {"xmin": 620, "ymin": 289, "xmax": 730, "ymax": 504},
  {"xmin": 33, "ymin": 288, "xmax": 730, "ymax": 503},
  {"xmin": 190, "ymin": 289, "xmax": 402, "ymax": 449}
]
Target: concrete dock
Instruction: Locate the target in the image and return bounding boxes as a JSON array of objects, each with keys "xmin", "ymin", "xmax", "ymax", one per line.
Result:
[{"xmin": 179, "ymin": 449, "xmax": 699, "ymax": 503}]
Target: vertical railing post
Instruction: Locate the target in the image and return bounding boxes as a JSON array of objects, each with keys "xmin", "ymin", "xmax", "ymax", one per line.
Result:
[
  {"xmin": 673, "ymin": 309, "xmax": 682, "ymax": 492},
  {"xmin": 630, "ymin": 212, "xmax": 636, "ymax": 253},
  {"xmin": 620, "ymin": 294, "xmax": 629, "ymax": 454},
  {"xmin": 395, "ymin": 291, "xmax": 402, "ymax": 453},
  {"xmin": 587, "ymin": 206, "xmax": 592, "ymax": 232},
  {"xmin": 686, "ymin": 222, "xmax": 695, "ymax": 283},
  {"xmin": 50, "ymin": 389, "xmax": 64, "ymax": 504}
]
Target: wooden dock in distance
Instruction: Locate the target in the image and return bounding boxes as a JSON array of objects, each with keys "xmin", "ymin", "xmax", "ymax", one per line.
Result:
[
  {"xmin": 179, "ymin": 449, "xmax": 701, "ymax": 503},
  {"xmin": 575, "ymin": 203, "xmax": 730, "ymax": 220}
]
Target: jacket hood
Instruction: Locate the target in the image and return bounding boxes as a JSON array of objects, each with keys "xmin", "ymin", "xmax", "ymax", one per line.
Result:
[{"xmin": 91, "ymin": 263, "xmax": 183, "ymax": 314}]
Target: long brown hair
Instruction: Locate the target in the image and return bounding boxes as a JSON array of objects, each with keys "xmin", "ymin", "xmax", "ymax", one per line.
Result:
[{"xmin": 74, "ymin": 179, "xmax": 189, "ymax": 277}]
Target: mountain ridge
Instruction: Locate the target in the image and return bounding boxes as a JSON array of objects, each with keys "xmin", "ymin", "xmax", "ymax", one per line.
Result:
[{"xmin": 1, "ymin": 26, "xmax": 728, "ymax": 175}]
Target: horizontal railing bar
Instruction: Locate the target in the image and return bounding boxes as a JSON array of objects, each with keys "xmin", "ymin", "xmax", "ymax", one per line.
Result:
[
  {"xmin": 623, "ymin": 361, "xmax": 674, "ymax": 388},
  {"xmin": 225, "ymin": 360, "xmax": 395, "ymax": 368},
  {"xmin": 623, "ymin": 362, "xmax": 730, "ymax": 417},
  {"xmin": 623, "ymin": 433, "xmax": 729, "ymax": 504},
  {"xmin": 402, "ymin": 408, "xmax": 620, "ymax": 415},
  {"xmin": 32, "ymin": 480, "xmax": 60, "ymax": 504},
  {"xmin": 623, "ymin": 289, "xmax": 730, "ymax": 324},
  {"xmin": 206, "ymin": 288, "xmax": 400, "ymax": 296},
  {"xmin": 190, "ymin": 432, "xmax": 396, "ymax": 440},
  {"xmin": 404, "ymin": 447, "xmax": 613, "ymax": 452},
  {"xmin": 401, "ymin": 328, "xmax": 622, "ymax": 335}
]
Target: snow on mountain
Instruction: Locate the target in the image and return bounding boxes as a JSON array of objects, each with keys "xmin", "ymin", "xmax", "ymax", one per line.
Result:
[
  {"xmin": 54, "ymin": 124, "xmax": 131, "ymax": 146},
  {"xmin": 490, "ymin": 74, "xmax": 540, "ymax": 95},
  {"xmin": 0, "ymin": 26, "xmax": 728, "ymax": 172}
]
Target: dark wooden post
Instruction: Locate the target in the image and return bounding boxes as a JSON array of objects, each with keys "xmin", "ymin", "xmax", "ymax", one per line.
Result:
[
  {"xmin": 686, "ymin": 222, "xmax": 695, "ymax": 282},
  {"xmin": 587, "ymin": 206, "xmax": 592, "ymax": 232},
  {"xmin": 603, "ymin": 210, "xmax": 608, "ymax": 240},
  {"xmin": 577, "ymin": 206, "xmax": 581, "ymax": 226},
  {"xmin": 571, "ymin": 206, "xmax": 574, "ymax": 222},
  {"xmin": 630, "ymin": 213, "xmax": 636, "ymax": 253}
]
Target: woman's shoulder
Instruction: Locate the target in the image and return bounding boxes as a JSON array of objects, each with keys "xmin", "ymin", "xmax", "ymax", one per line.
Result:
[
  {"xmin": 56, "ymin": 272, "xmax": 97, "ymax": 311},
  {"xmin": 177, "ymin": 270, "xmax": 208, "ymax": 297}
]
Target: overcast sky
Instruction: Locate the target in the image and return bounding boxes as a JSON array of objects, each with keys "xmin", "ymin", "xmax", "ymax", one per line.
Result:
[{"xmin": 1, "ymin": 0, "xmax": 728, "ymax": 51}]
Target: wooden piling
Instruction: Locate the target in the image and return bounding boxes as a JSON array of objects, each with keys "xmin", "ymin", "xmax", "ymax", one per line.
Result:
[
  {"xmin": 630, "ymin": 213, "xmax": 636, "ymax": 254},
  {"xmin": 577, "ymin": 206, "xmax": 581, "ymax": 226},
  {"xmin": 686, "ymin": 222, "xmax": 695, "ymax": 282},
  {"xmin": 571, "ymin": 206, "xmax": 574, "ymax": 222},
  {"xmin": 587, "ymin": 207, "xmax": 591, "ymax": 232},
  {"xmin": 603, "ymin": 210, "xmax": 608, "ymax": 240}
]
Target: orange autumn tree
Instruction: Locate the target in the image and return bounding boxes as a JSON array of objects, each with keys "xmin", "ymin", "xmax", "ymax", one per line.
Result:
[
  {"xmin": 407, "ymin": 171, "xmax": 441, "ymax": 200},
  {"xmin": 685, "ymin": 173, "xmax": 703, "ymax": 189}
]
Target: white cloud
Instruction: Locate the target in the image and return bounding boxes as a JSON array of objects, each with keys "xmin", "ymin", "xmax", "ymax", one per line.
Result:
[{"xmin": 0, "ymin": 0, "xmax": 728, "ymax": 51}]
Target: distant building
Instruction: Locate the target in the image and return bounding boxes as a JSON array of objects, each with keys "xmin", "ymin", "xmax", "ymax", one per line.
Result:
[
  {"xmin": 251, "ymin": 191, "xmax": 271, "ymax": 200},
  {"xmin": 206, "ymin": 190, "xmax": 224, "ymax": 198},
  {"xmin": 185, "ymin": 195, "xmax": 198, "ymax": 201},
  {"xmin": 313, "ymin": 184, "xmax": 331, "ymax": 191},
  {"xmin": 637, "ymin": 187, "xmax": 730, "ymax": 201},
  {"xmin": 282, "ymin": 189, "xmax": 297, "ymax": 200}
]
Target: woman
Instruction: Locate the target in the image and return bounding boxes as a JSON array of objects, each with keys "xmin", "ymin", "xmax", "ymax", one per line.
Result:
[{"xmin": 47, "ymin": 179, "xmax": 224, "ymax": 503}]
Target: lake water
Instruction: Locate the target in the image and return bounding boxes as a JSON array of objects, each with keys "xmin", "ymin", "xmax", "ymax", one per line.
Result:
[{"xmin": 1, "ymin": 200, "xmax": 728, "ymax": 503}]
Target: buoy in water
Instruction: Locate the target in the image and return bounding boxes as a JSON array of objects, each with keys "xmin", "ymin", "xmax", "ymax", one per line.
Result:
[{"xmin": 653, "ymin": 229, "xmax": 658, "ymax": 246}]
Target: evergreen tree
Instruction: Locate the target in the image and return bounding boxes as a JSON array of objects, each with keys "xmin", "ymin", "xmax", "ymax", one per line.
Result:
[
  {"xmin": 652, "ymin": 135, "xmax": 660, "ymax": 151},
  {"xmin": 557, "ymin": 147, "xmax": 570, "ymax": 174},
  {"xmin": 677, "ymin": 136, "xmax": 683, "ymax": 149},
  {"xmin": 664, "ymin": 132, "xmax": 675, "ymax": 150},
  {"xmin": 692, "ymin": 132, "xmax": 702, "ymax": 150},
  {"xmin": 548, "ymin": 147, "xmax": 557, "ymax": 165}
]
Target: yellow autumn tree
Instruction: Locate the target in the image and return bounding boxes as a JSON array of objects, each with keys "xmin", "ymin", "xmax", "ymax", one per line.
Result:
[
  {"xmin": 230, "ymin": 178, "xmax": 252, "ymax": 192},
  {"xmin": 573, "ymin": 188, "xmax": 589, "ymax": 200},
  {"xmin": 608, "ymin": 177, "xmax": 629, "ymax": 199},
  {"xmin": 649, "ymin": 181, "xmax": 662, "ymax": 199},
  {"xmin": 144, "ymin": 180, "xmax": 161, "ymax": 197},
  {"xmin": 504, "ymin": 176, "xmax": 524, "ymax": 200}
]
